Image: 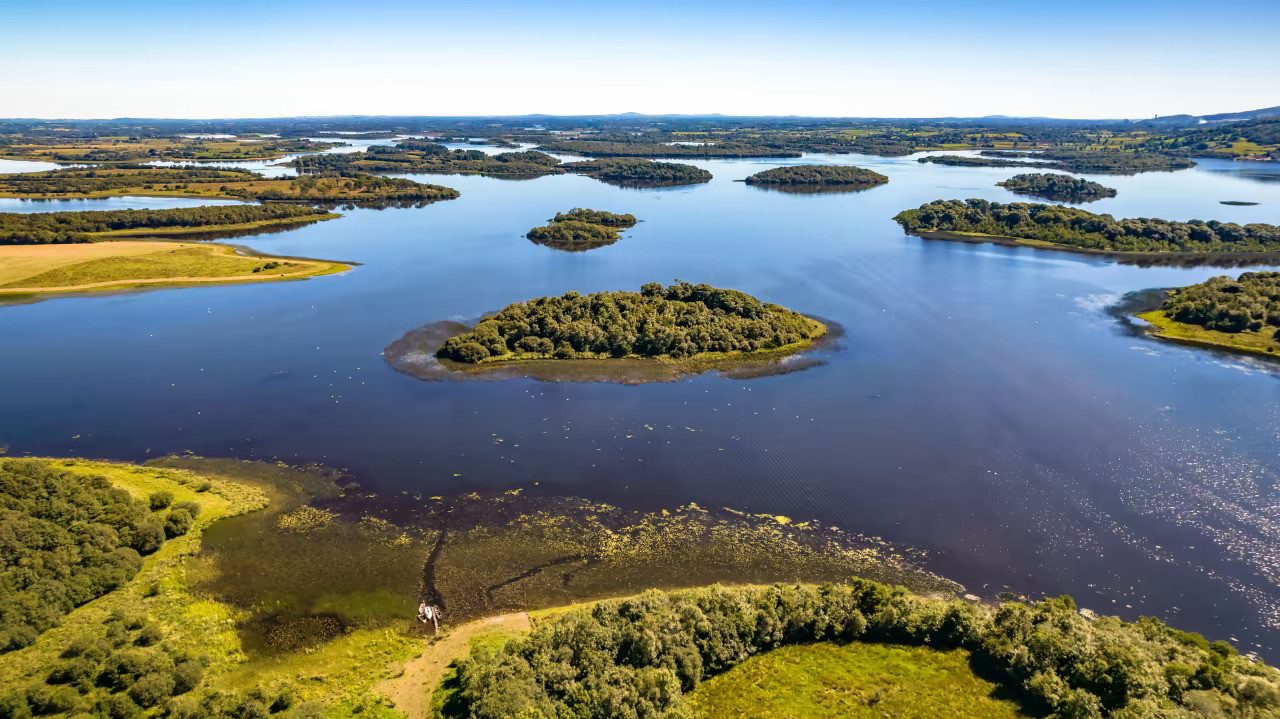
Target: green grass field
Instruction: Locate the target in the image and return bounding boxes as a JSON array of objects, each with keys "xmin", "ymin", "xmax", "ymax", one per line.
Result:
[
  {"xmin": 687, "ymin": 642, "xmax": 1028, "ymax": 719},
  {"xmin": 1138, "ymin": 310, "xmax": 1280, "ymax": 358}
]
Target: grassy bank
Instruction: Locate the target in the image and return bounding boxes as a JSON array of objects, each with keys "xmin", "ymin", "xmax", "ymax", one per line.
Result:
[
  {"xmin": 88, "ymin": 212, "xmax": 341, "ymax": 237},
  {"xmin": 688, "ymin": 642, "xmax": 1027, "ymax": 718},
  {"xmin": 0, "ymin": 241, "xmax": 350, "ymax": 295},
  {"xmin": 1137, "ymin": 309, "xmax": 1280, "ymax": 358}
]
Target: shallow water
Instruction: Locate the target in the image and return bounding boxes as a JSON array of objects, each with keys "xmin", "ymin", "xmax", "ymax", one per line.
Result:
[{"xmin": 4, "ymin": 150, "xmax": 1280, "ymax": 651}]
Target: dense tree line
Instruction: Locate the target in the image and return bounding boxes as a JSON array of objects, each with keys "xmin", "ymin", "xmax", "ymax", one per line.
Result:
[
  {"xmin": 0, "ymin": 460, "xmax": 195, "ymax": 652},
  {"xmin": 535, "ymin": 140, "xmax": 801, "ymax": 158},
  {"xmin": 561, "ymin": 159, "xmax": 711, "ymax": 186},
  {"xmin": 1159, "ymin": 272, "xmax": 1280, "ymax": 338},
  {"xmin": 0, "ymin": 167, "xmax": 457, "ymax": 203},
  {"xmin": 550, "ymin": 208, "xmax": 636, "ymax": 227},
  {"xmin": 743, "ymin": 164, "xmax": 888, "ymax": 186},
  {"xmin": 0, "ymin": 607, "xmax": 308, "ymax": 719},
  {"xmin": 443, "ymin": 582, "xmax": 1278, "ymax": 719},
  {"xmin": 893, "ymin": 199, "xmax": 1280, "ymax": 254},
  {"xmin": 0, "ymin": 205, "xmax": 332, "ymax": 244},
  {"xmin": 997, "ymin": 173, "xmax": 1117, "ymax": 203},
  {"xmin": 436, "ymin": 282, "xmax": 824, "ymax": 363},
  {"xmin": 288, "ymin": 143, "xmax": 564, "ymax": 177},
  {"xmin": 920, "ymin": 151, "xmax": 1194, "ymax": 174}
]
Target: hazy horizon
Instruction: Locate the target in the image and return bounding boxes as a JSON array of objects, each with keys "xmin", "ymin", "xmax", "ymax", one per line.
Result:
[{"xmin": 5, "ymin": 0, "xmax": 1277, "ymax": 120}]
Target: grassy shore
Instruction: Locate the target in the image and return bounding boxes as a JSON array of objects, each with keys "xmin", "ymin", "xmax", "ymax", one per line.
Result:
[
  {"xmin": 0, "ymin": 241, "xmax": 350, "ymax": 295},
  {"xmin": 86, "ymin": 212, "xmax": 341, "ymax": 237},
  {"xmin": 688, "ymin": 642, "xmax": 1027, "ymax": 718},
  {"xmin": 1137, "ymin": 309, "xmax": 1280, "ymax": 358}
]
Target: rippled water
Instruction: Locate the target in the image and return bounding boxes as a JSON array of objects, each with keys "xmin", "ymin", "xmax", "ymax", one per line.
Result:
[{"xmin": 3, "ymin": 149, "xmax": 1280, "ymax": 650}]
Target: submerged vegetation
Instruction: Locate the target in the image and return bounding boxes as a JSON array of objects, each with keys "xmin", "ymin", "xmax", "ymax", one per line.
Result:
[
  {"xmin": 0, "ymin": 205, "xmax": 337, "ymax": 244},
  {"xmin": 1138, "ymin": 272, "xmax": 1280, "ymax": 356},
  {"xmin": 996, "ymin": 173, "xmax": 1117, "ymax": 203},
  {"xmin": 435, "ymin": 281, "xmax": 825, "ymax": 363},
  {"xmin": 442, "ymin": 582, "xmax": 1278, "ymax": 719},
  {"xmin": 894, "ymin": 199, "xmax": 1280, "ymax": 254},
  {"xmin": 742, "ymin": 164, "xmax": 888, "ymax": 187},
  {"xmin": 561, "ymin": 158, "xmax": 712, "ymax": 186}
]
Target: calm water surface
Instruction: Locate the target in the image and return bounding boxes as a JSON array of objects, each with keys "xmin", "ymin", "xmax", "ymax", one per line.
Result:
[{"xmin": 4, "ymin": 152, "xmax": 1280, "ymax": 650}]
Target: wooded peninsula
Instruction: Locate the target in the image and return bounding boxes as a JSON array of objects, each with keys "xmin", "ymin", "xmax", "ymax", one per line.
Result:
[
  {"xmin": 996, "ymin": 173, "xmax": 1118, "ymax": 203},
  {"xmin": 435, "ymin": 282, "xmax": 825, "ymax": 363},
  {"xmin": 894, "ymin": 199, "xmax": 1280, "ymax": 255},
  {"xmin": 920, "ymin": 151, "xmax": 1195, "ymax": 174}
]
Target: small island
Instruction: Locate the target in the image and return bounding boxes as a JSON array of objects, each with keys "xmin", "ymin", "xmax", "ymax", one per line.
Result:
[
  {"xmin": 535, "ymin": 140, "xmax": 801, "ymax": 158},
  {"xmin": 742, "ymin": 164, "xmax": 888, "ymax": 191},
  {"xmin": 996, "ymin": 173, "xmax": 1117, "ymax": 203},
  {"xmin": 526, "ymin": 208, "xmax": 638, "ymax": 252},
  {"xmin": 919, "ymin": 150, "xmax": 1194, "ymax": 174},
  {"xmin": 1137, "ymin": 272, "xmax": 1280, "ymax": 357},
  {"xmin": 1222, "ymin": 200, "xmax": 1260, "ymax": 206},
  {"xmin": 288, "ymin": 141, "xmax": 564, "ymax": 177},
  {"xmin": 561, "ymin": 158, "xmax": 712, "ymax": 187},
  {"xmin": 893, "ymin": 199, "xmax": 1280, "ymax": 259}
]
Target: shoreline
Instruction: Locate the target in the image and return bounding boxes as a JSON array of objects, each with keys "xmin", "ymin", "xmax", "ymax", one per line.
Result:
[
  {"xmin": 0, "ymin": 242, "xmax": 352, "ymax": 297},
  {"xmin": 1134, "ymin": 309, "xmax": 1280, "ymax": 361},
  {"xmin": 911, "ymin": 230, "xmax": 1280, "ymax": 267}
]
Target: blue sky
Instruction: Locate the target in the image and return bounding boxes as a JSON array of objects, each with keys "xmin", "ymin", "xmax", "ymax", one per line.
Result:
[{"xmin": 3, "ymin": 0, "xmax": 1277, "ymax": 119}]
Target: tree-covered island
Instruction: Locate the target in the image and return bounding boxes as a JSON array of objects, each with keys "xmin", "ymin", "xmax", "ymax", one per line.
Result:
[
  {"xmin": 920, "ymin": 150, "xmax": 1194, "ymax": 174},
  {"xmin": 526, "ymin": 208, "xmax": 639, "ymax": 251},
  {"xmin": 996, "ymin": 173, "xmax": 1118, "ymax": 203},
  {"xmin": 894, "ymin": 199, "xmax": 1280, "ymax": 256},
  {"xmin": 436, "ymin": 281, "xmax": 825, "ymax": 364},
  {"xmin": 1138, "ymin": 272, "xmax": 1280, "ymax": 357},
  {"xmin": 561, "ymin": 158, "xmax": 712, "ymax": 187},
  {"xmin": 742, "ymin": 164, "xmax": 889, "ymax": 187},
  {"xmin": 287, "ymin": 141, "xmax": 564, "ymax": 177}
]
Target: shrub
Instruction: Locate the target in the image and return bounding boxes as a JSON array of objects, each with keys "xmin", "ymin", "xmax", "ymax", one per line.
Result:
[
  {"xmin": 23, "ymin": 686, "xmax": 78, "ymax": 716},
  {"xmin": 0, "ymin": 694, "xmax": 32, "ymax": 719},
  {"xmin": 173, "ymin": 661, "xmax": 204, "ymax": 694},
  {"xmin": 172, "ymin": 500, "xmax": 202, "ymax": 518},
  {"xmin": 128, "ymin": 673, "xmax": 176, "ymax": 708},
  {"xmin": 269, "ymin": 689, "xmax": 293, "ymax": 713},
  {"xmin": 149, "ymin": 491, "xmax": 174, "ymax": 510},
  {"xmin": 195, "ymin": 480, "xmax": 213, "ymax": 493},
  {"xmin": 130, "ymin": 522, "xmax": 165, "ymax": 554},
  {"xmin": 234, "ymin": 699, "xmax": 269, "ymax": 719},
  {"xmin": 101, "ymin": 694, "xmax": 141, "ymax": 719},
  {"xmin": 164, "ymin": 509, "xmax": 193, "ymax": 539},
  {"xmin": 134, "ymin": 622, "xmax": 163, "ymax": 647}
]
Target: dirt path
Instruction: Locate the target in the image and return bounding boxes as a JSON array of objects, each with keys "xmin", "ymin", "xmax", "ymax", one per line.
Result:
[{"xmin": 377, "ymin": 611, "xmax": 531, "ymax": 719}]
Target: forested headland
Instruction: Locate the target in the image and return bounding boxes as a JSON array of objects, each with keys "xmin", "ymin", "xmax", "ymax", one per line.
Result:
[
  {"xmin": 996, "ymin": 173, "xmax": 1117, "ymax": 203},
  {"xmin": 0, "ymin": 167, "xmax": 458, "ymax": 203},
  {"xmin": 893, "ymin": 199, "xmax": 1280, "ymax": 254},
  {"xmin": 441, "ymin": 582, "xmax": 1279, "ymax": 719},
  {"xmin": 436, "ymin": 281, "xmax": 825, "ymax": 363},
  {"xmin": 0, "ymin": 205, "xmax": 336, "ymax": 244},
  {"xmin": 920, "ymin": 150, "xmax": 1194, "ymax": 174},
  {"xmin": 1138, "ymin": 272, "xmax": 1280, "ymax": 356},
  {"xmin": 561, "ymin": 158, "xmax": 712, "ymax": 186},
  {"xmin": 742, "ymin": 164, "xmax": 889, "ymax": 187}
]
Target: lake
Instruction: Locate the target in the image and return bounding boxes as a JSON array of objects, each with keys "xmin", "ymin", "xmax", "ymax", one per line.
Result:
[{"xmin": 3, "ymin": 150, "xmax": 1280, "ymax": 651}]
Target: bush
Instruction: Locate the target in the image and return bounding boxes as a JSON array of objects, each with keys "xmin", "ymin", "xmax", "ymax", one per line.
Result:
[
  {"xmin": 149, "ymin": 491, "xmax": 174, "ymax": 510},
  {"xmin": 24, "ymin": 686, "xmax": 78, "ymax": 716},
  {"xmin": 195, "ymin": 480, "xmax": 213, "ymax": 493},
  {"xmin": 173, "ymin": 661, "xmax": 205, "ymax": 694},
  {"xmin": 102, "ymin": 694, "xmax": 141, "ymax": 719},
  {"xmin": 269, "ymin": 689, "xmax": 293, "ymax": 713},
  {"xmin": 172, "ymin": 500, "xmax": 202, "ymax": 518},
  {"xmin": 0, "ymin": 694, "xmax": 31, "ymax": 719},
  {"xmin": 164, "ymin": 509, "xmax": 193, "ymax": 539},
  {"xmin": 134, "ymin": 622, "xmax": 163, "ymax": 646},
  {"xmin": 130, "ymin": 522, "xmax": 165, "ymax": 554},
  {"xmin": 128, "ymin": 673, "xmax": 176, "ymax": 708},
  {"xmin": 234, "ymin": 700, "xmax": 270, "ymax": 719}
]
